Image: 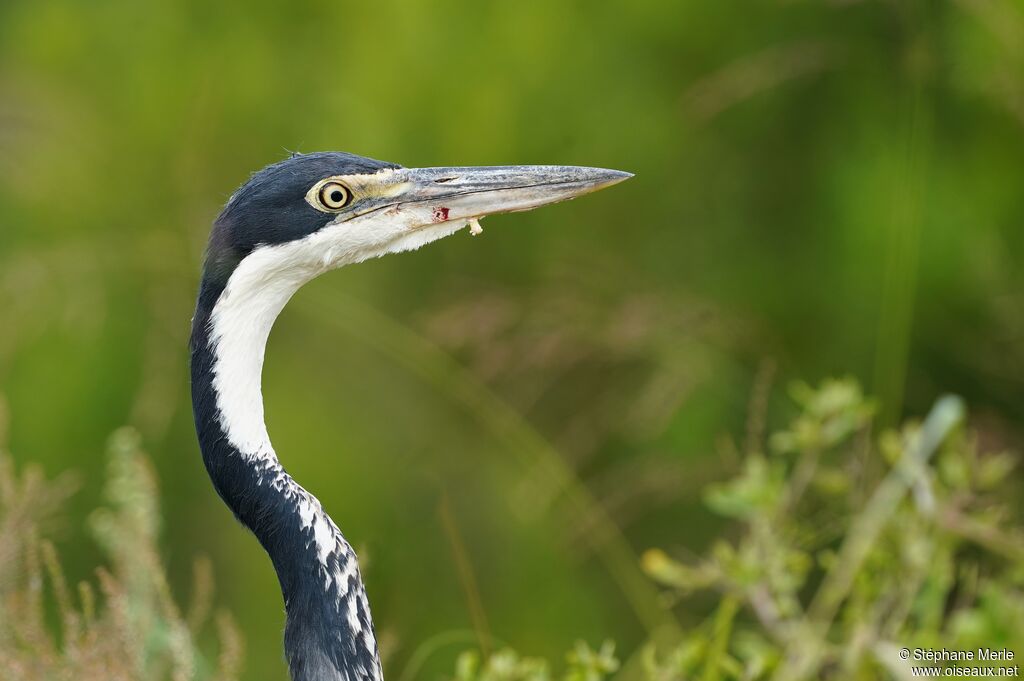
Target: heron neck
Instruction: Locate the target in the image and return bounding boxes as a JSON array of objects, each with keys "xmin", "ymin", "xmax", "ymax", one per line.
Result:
[{"xmin": 190, "ymin": 275, "xmax": 383, "ymax": 681}]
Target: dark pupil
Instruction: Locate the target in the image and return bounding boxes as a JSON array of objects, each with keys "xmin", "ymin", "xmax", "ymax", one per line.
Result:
[{"xmin": 329, "ymin": 190, "xmax": 344, "ymax": 204}]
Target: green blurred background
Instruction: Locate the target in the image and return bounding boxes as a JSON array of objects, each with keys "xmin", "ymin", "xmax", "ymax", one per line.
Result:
[{"xmin": 1, "ymin": 0, "xmax": 1022, "ymax": 679}]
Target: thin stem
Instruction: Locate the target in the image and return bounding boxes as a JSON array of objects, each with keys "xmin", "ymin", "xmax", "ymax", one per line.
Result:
[{"xmin": 438, "ymin": 491, "xmax": 492, "ymax": 657}]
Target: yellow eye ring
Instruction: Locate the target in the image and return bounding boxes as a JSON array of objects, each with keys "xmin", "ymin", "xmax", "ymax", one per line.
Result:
[{"xmin": 316, "ymin": 181, "xmax": 352, "ymax": 211}]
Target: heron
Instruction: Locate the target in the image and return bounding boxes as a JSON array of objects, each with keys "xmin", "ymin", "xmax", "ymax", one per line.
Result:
[{"xmin": 189, "ymin": 151, "xmax": 631, "ymax": 681}]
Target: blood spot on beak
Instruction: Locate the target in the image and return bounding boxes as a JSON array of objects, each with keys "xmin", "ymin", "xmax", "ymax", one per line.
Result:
[{"xmin": 432, "ymin": 207, "xmax": 450, "ymax": 223}]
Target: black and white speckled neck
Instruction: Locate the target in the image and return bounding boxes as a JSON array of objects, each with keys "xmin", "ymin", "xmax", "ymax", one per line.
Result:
[{"xmin": 191, "ymin": 295, "xmax": 383, "ymax": 681}]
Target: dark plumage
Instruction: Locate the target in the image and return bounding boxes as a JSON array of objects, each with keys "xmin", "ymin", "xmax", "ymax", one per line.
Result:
[{"xmin": 203, "ymin": 152, "xmax": 399, "ymax": 291}]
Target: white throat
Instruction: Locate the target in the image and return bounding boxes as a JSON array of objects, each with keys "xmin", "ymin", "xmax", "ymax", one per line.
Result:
[
  {"xmin": 208, "ymin": 242, "xmax": 315, "ymax": 460},
  {"xmin": 207, "ymin": 215, "xmax": 470, "ymax": 459}
]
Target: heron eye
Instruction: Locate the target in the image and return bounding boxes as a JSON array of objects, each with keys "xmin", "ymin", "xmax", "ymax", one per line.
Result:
[{"xmin": 317, "ymin": 181, "xmax": 351, "ymax": 210}]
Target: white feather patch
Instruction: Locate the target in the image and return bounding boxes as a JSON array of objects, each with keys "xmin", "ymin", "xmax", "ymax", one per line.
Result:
[{"xmin": 208, "ymin": 210, "xmax": 471, "ymax": 460}]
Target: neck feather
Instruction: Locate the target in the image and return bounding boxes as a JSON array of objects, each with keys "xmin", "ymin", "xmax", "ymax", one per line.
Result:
[{"xmin": 191, "ymin": 246, "xmax": 383, "ymax": 681}]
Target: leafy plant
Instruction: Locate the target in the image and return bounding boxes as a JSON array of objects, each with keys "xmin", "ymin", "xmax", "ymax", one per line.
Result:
[
  {"xmin": 454, "ymin": 642, "xmax": 619, "ymax": 681},
  {"xmin": 641, "ymin": 379, "xmax": 1023, "ymax": 680},
  {"xmin": 458, "ymin": 379, "xmax": 1023, "ymax": 681},
  {"xmin": 0, "ymin": 420, "xmax": 242, "ymax": 681}
]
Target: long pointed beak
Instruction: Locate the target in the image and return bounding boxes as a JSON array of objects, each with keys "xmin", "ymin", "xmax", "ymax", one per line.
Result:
[{"xmin": 389, "ymin": 165, "xmax": 633, "ymax": 226}]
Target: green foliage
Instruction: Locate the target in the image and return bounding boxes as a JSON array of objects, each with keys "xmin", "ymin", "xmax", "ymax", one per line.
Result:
[
  {"xmin": 641, "ymin": 379, "xmax": 1023, "ymax": 680},
  {"xmin": 461, "ymin": 379, "xmax": 1023, "ymax": 681},
  {"xmin": 454, "ymin": 642, "xmax": 618, "ymax": 681},
  {"xmin": 0, "ymin": 422, "xmax": 242, "ymax": 681}
]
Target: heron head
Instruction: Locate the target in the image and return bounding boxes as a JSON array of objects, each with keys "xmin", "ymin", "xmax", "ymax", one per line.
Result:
[{"xmin": 202, "ymin": 151, "xmax": 631, "ymax": 289}]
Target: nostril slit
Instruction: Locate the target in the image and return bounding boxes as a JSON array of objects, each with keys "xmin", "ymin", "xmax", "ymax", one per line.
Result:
[{"xmin": 434, "ymin": 177, "xmax": 458, "ymax": 184}]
